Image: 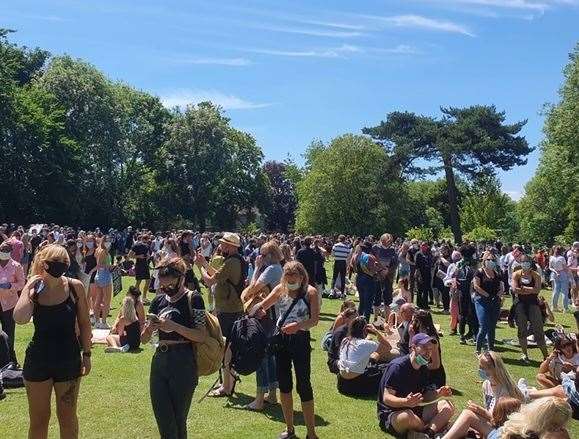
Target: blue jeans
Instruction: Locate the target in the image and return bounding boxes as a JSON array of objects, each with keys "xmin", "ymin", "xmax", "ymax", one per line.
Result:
[
  {"xmin": 552, "ymin": 272, "xmax": 570, "ymax": 310},
  {"xmin": 356, "ymin": 274, "xmax": 377, "ymax": 320},
  {"xmin": 474, "ymin": 296, "xmax": 501, "ymax": 352},
  {"xmin": 256, "ymin": 354, "xmax": 278, "ymax": 393}
]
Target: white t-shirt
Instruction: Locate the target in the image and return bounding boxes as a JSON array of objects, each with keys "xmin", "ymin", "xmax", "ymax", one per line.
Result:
[
  {"xmin": 338, "ymin": 338, "xmax": 378, "ymax": 374},
  {"xmin": 550, "ymin": 255, "xmax": 567, "ymax": 272}
]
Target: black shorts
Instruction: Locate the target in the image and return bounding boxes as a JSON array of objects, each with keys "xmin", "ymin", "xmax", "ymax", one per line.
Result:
[
  {"xmin": 135, "ymin": 264, "xmax": 150, "ymax": 281},
  {"xmin": 23, "ymin": 356, "xmax": 82, "ymax": 383},
  {"xmin": 217, "ymin": 312, "xmax": 242, "ymax": 340}
]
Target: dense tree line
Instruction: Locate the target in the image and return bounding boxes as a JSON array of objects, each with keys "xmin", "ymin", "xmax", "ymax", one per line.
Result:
[{"xmin": 1, "ymin": 30, "xmax": 576, "ymax": 243}]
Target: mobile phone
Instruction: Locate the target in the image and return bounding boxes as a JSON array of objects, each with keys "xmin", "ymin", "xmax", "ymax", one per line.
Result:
[
  {"xmin": 34, "ymin": 280, "xmax": 46, "ymax": 296},
  {"xmin": 146, "ymin": 313, "xmax": 160, "ymax": 323}
]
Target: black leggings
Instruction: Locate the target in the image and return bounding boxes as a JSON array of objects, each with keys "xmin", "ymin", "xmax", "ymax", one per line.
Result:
[
  {"xmin": 332, "ymin": 260, "xmax": 347, "ymax": 293},
  {"xmin": 458, "ymin": 291, "xmax": 478, "ymax": 338},
  {"xmin": 275, "ymin": 331, "xmax": 313, "ymax": 402},
  {"xmin": 337, "ymin": 362, "xmax": 387, "ymax": 397}
]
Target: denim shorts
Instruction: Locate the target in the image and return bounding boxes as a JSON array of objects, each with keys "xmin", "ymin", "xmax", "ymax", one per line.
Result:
[{"xmin": 95, "ymin": 268, "xmax": 112, "ymax": 287}]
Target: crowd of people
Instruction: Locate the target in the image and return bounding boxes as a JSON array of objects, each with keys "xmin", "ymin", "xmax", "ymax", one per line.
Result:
[{"xmin": 0, "ymin": 222, "xmax": 578, "ymax": 439}]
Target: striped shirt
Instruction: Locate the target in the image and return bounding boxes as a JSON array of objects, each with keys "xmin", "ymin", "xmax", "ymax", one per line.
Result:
[{"xmin": 332, "ymin": 242, "xmax": 351, "ymax": 261}]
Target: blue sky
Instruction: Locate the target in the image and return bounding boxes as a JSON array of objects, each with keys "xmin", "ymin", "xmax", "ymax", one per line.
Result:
[{"xmin": 2, "ymin": 0, "xmax": 578, "ymax": 199}]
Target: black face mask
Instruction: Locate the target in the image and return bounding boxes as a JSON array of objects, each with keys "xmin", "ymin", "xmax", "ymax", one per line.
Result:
[
  {"xmin": 161, "ymin": 277, "xmax": 182, "ymax": 297},
  {"xmin": 45, "ymin": 261, "xmax": 69, "ymax": 278}
]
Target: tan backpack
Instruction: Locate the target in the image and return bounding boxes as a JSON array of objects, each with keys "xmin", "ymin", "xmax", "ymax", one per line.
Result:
[{"xmin": 187, "ymin": 291, "xmax": 225, "ymax": 377}]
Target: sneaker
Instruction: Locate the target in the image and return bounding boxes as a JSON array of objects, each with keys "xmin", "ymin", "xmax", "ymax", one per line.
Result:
[
  {"xmin": 449, "ymin": 330, "xmax": 457, "ymax": 336},
  {"xmin": 517, "ymin": 378, "xmax": 530, "ymax": 401},
  {"xmin": 460, "ymin": 336, "xmax": 467, "ymax": 345},
  {"xmin": 120, "ymin": 344, "xmax": 130, "ymax": 353},
  {"xmin": 278, "ymin": 430, "xmax": 296, "ymax": 439}
]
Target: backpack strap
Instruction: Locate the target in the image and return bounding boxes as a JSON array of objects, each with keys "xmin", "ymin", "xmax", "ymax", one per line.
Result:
[{"xmin": 66, "ymin": 277, "xmax": 79, "ymax": 304}]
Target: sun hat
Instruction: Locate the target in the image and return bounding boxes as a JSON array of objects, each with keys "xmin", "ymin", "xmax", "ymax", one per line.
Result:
[{"xmin": 219, "ymin": 232, "xmax": 241, "ymax": 248}]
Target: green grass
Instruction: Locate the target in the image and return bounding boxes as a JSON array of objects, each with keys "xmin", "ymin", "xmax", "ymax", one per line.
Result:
[{"xmin": 2, "ymin": 274, "xmax": 578, "ymax": 439}]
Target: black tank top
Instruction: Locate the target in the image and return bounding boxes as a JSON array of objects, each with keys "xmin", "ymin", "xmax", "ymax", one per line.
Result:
[
  {"xmin": 516, "ymin": 271, "xmax": 538, "ymax": 305},
  {"xmin": 28, "ymin": 279, "xmax": 80, "ymax": 359},
  {"xmin": 122, "ymin": 320, "xmax": 141, "ymax": 349},
  {"xmin": 84, "ymin": 253, "xmax": 97, "ymax": 274}
]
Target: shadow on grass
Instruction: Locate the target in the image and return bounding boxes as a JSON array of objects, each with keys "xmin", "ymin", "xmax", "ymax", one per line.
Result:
[
  {"xmin": 317, "ymin": 316, "xmax": 335, "ymax": 323},
  {"xmin": 225, "ymin": 392, "xmax": 330, "ymax": 426}
]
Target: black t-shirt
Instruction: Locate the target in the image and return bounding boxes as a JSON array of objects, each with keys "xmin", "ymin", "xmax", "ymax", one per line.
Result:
[
  {"xmin": 149, "ymin": 291, "xmax": 205, "ymax": 341},
  {"xmin": 132, "ymin": 242, "xmax": 150, "ymax": 268},
  {"xmin": 397, "ymin": 321, "xmax": 411, "ymax": 355},
  {"xmin": 377, "ymin": 355, "xmax": 432, "ymax": 424},
  {"xmin": 296, "ymin": 247, "xmax": 317, "ymax": 286},
  {"xmin": 179, "ymin": 241, "xmax": 192, "ymax": 257},
  {"xmin": 475, "ymin": 269, "xmax": 501, "ymax": 298},
  {"xmin": 327, "ymin": 324, "xmax": 349, "ymax": 374},
  {"xmin": 415, "ymin": 252, "xmax": 433, "ymax": 280}
]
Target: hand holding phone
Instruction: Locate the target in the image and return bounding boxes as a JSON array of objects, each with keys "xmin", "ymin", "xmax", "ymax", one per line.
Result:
[{"xmin": 146, "ymin": 313, "xmax": 160, "ymax": 324}]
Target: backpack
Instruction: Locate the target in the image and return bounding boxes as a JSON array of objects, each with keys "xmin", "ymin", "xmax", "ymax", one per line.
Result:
[
  {"xmin": 356, "ymin": 252, "xmax": 380, "ymax": 277},
  {"xmin": 225, "ymin": 253, "xmax": 248, "ymax": 299},
  {"xmin": 187, "ymin": 291, "xmax": 225, "ymax": 377},
  {"xmin": 0, "ymin": 363, "xmax": 24, "ymax": 389},
  {"xmin": 227, "ymin": 315, "xmax": 269, "ymax": 376}
]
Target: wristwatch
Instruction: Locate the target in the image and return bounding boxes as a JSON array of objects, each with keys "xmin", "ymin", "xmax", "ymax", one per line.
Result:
[{"xmin": 82, "ymin": 351, "xmax": 92, "ymax": 358}]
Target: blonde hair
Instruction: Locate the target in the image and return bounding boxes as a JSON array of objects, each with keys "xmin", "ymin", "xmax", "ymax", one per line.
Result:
[
  {"xmin": 491, "ymin": 397, "xmax": 522, "ymax": 428},
  {"xmin": 120, "ymin": 296, "xmax": 137, "ymax": 323},
  {"xmin": 280, "ymin": 261, "xmax": 309, "ymax": 297},
  {"xmin": 31, "ymin": 244, "xmax": 70, "ymax": 276},
  {"xmin": 480, "ymin": 351, "xmax": 524, "ymax": 401},
  {"xmin": 280, "ymin": 243, "xmax": 292, "ymax": 262},
  {"xmin": 261, "ymin": 240, "xmax": 284, "ymax": 263},
  {"xmin": 95, "ymin": 237, "xmax": 109, "ymax": 264},
  {"xmin": 500, "ymin": 397, "xmax": 571, "ymax": 439}
]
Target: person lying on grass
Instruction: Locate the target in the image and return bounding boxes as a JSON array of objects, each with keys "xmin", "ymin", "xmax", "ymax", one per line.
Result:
[{"xmin": 377, "ymin": 333, "xmax": 454, "ymax": 438}]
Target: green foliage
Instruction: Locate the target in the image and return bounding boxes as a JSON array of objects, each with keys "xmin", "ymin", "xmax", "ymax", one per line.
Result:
[
  {"xmin": 405, "ymin": 226, "xmax": 434, "ymax": 241},
  {"xmin": 295, "ymin": 134, "xmax": 407, "ymax": 236},
  {"xmin": 463, "ymin": 225, "xmax": 497, "ymax": 242},
  {"xmin": 519, "ymin": 44, "xmax": 579, "ymax": 245}
]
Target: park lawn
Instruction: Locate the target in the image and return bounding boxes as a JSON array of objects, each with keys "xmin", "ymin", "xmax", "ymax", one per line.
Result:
[{"xmin": 2, "ymin": 273, "xmax": 578, "ymax": 439}]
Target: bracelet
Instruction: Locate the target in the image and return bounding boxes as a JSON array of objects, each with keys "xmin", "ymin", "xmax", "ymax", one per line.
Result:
[{"xmin": 82, "ymin": 351, "xmax": 92, "ymax": 358}]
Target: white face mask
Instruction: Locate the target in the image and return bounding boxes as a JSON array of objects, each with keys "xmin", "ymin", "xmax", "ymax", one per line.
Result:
[
  {"xmin": 86, "ymin": 242, "xmax": 94, "ymax": 249},
  {"xmin": 0, "ymin": 252, "xmax": 11, "ymax": 261},
  {"xmin": 287, "ymin": 282, "xmax": 301, "ymax": 291}
]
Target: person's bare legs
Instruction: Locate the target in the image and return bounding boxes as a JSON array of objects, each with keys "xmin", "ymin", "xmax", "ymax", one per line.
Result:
[
  {"xmin": 89, "ymin": 284, "xmax": 98, "ymax": 318},
  {"xmin": 25, "ymin": 379, "xmax": 53, "ymax": 439},
  {"xmin": 441, "ymin": 409, "xmax": 492, "ymax": 439},
  {"xmin": 93, "ymin": 287, "xmax": 104, "ymax": 325},
  {"xmin": 528, "ymin": 385, "xmax": 567, "ymax": 400},
  {"xmin": 280, "ymin": 391, "xmax": 295, "ymax": 433},
  {"xmin": 106, "ymin": 334, "xmax": 121, "ymax": 348},
  {"xmin": 102, "ymin": 283, "xmax": 113, "ymax": 326},
  {"xmin": 142, "ymin": 279, "xmax": 151, "ymax": 302},
  {"xmin": 537, "ymin": 373, "xmax": 559, "ymax": 389},
  {"xmin": 390, "ymin": 409, "xmax": 425, "ymax": 433},
  {"xmin": 424, "ymin": 400, "xmax": 454, "ymax": 433},
  {"xmin": 301, "ymin": 399, "xmax": 317, "ymax": 438},
  {"xmin": 54, "ymin": 379, "xmax": 80, "ymax": 439}
]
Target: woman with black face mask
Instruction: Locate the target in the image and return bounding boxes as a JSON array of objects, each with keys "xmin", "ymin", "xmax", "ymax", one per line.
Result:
[
  {"xmin": 13, "ymin": 244, "xmax": 92, "ymax": 439},
  {"xmin": 141, "ymin": 257, "xmax": 207, "ymax": 439}
]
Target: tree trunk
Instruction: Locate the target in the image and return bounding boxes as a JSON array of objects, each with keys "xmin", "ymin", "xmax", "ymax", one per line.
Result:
[{"xmin": 442, "ymin": 156, "xmax": 463, "ymax": 244}]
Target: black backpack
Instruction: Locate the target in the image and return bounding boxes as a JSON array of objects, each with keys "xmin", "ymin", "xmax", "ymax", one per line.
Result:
[
  {"xmin": 225, "ymin": 253, "xmax": 248, "ymax": 299},
  {"xmin": 228, "ymin": 316, "xmax": 269, "ymax": 376}
]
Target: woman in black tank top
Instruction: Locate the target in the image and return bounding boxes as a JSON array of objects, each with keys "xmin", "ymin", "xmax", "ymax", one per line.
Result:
[
  {"xmin": 13, "ymin": 244, "xmax": 92, "ymax": 439},
  {"xmin": 511, "ymin": 254, "xmax": 548, "ymax": 363}
]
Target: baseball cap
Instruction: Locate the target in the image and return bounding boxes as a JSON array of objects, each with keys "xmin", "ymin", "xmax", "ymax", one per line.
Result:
[{"xmin": 411, "ymin": 333, "xmax": 436, "ymax": 346}]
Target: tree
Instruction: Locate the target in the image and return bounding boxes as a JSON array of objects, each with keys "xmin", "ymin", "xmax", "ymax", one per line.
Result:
[
  {"xmin": 262, "ymin": 161, "xmax": 298, "ymax": 232},
  {"xmin": 295, "ymin": 134, "xmax": 407, "ymax": 236},
  {"xmin": 364, "ymin": 106, "xmax": 532, "ymax": 243},
  {"xmin": 519, "ymin": 44, "xmax": 579, "ymax": 244}
]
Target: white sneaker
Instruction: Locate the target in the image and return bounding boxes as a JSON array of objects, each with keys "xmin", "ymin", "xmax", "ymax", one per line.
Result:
[
  {"xmin": 121, "ymin": 344, "xmax": 130, "ymax": 353},
  {"xmin": 518, "ymin": 378, "xmax": 530, "ymax": 401}
]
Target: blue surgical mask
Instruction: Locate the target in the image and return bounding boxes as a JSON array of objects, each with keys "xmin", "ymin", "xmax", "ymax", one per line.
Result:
[
  {"xmin": 484, "ymin": 260, "xmax": 496, "ymax": 270},
  {"xmin": 415, "ymin": 353, "xmax": 429, "ymax": 367},
  {"xmin": 478, "ymin": 368, "xmax": 489, "ymax": 380}
]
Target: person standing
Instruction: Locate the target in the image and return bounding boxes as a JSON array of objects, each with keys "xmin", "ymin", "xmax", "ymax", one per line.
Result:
[
  {"xmin": 372, "ymin": 233, "xmax": 397, "ymax": 319},
  {"xmin": 512, "ymin": 254, "xmax": 548, "ymax": 364},
  {"xmin": 0, "ymin": 241, "xmax": 26, "ymax": 366},
  {"xmin": 415, "ymin": 242, "xmax": 434, "ymax": 309},
  {"xmin": 195, "ymin": 232, "xmax": 244, "ymax": 397},
  {"xmin": 568, "ymin": 242, "xmax": 579, "ymax": 307},
  {"xmin": 253, "ymin": 261, "xmax": 320, "ymax": 439},
  {"xmin": 141, "ymin": 257, "xmax": 207, "ymax": 439},
  {"xmin": 473, "ymin": 252, "xmax": 504, "ymax": 354},
  {"xmin": 13, "ymin": 244, "xmax": 92, "ymax": 439},
  {"xmin": 331, "ymin": 235, "xmax": 351, "ymax": 296},
  {"xmin": 130, "ymin": 234, "xmax": 152, "ymax": 305},
  {"xmin": 550, "ymin": 246, "xmax": 571, "ymax": 312},
  {"xmin": 296, "ymin": 237, "xmax": 317, "ymax": 288}
]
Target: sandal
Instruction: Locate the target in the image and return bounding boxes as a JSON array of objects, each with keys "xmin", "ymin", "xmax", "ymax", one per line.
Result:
[
  {"xmin": 243, "ymin": 401, "xmax": 264, "ymax": 412},
  {"xmin": 208, "ymin": 387, "xmax": 231, "ymax": 398}
]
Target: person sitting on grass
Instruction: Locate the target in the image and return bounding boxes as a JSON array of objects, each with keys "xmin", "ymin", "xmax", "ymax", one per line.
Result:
[
  {"xmin": 337, "ymin": 316, "xmax": 397, "ymax": 397},
  {"xmin": 397, "ymin": 303, "xmax": 416, "ymax": 356},
  {"xmin": 439, "ymin": 351, "xmax": 524, "ymax": 438},
  {"xmin": 105, "ymin": 294, "xmax": 141, "ymax": 353},
  {"xmin": 441, "ymin": 396, "xmax": 521, "ymax": 439},
  {"xmin": 327, "ymin": 306, "xmax": 358, "ymax": 374},
  {"xmin": 377, "ymin": 333, "xmax": 454, "ymax": 438},
  {"xmin": 537, "ymin": 335, "xmax": 579, "ymax": 388}
]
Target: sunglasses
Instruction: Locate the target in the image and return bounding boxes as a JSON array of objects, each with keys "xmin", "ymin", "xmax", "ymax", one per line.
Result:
[{"xmin": 157, "ymin": 265, "xmax": 183, "ymax": 278}]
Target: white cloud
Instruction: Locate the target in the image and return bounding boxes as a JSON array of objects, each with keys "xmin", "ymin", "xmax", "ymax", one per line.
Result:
[
  {"xmin": 253, "ymin": 24, "xmax": 364, "ymax": 38},
  {"xmin": 295, "ymin": 19, "xmax": 367, "ymax": 31},
  {"xmin": 370, "ymin": 14, "xmax": 475, "ymax": 36},
  {"xmin": 160, "ymin": 90, "xmax": 271, "ymax": 110},
  {"xmin": 428, "ymin": 0, "xmax": 578, "ymax": 12},
  {"xmin": 168, "ymin": 57, "xmax": 251, "ymax": 66},
  {"xmin": 246, "ymin": 44, "xmax": 362, "ymax": 58}
]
